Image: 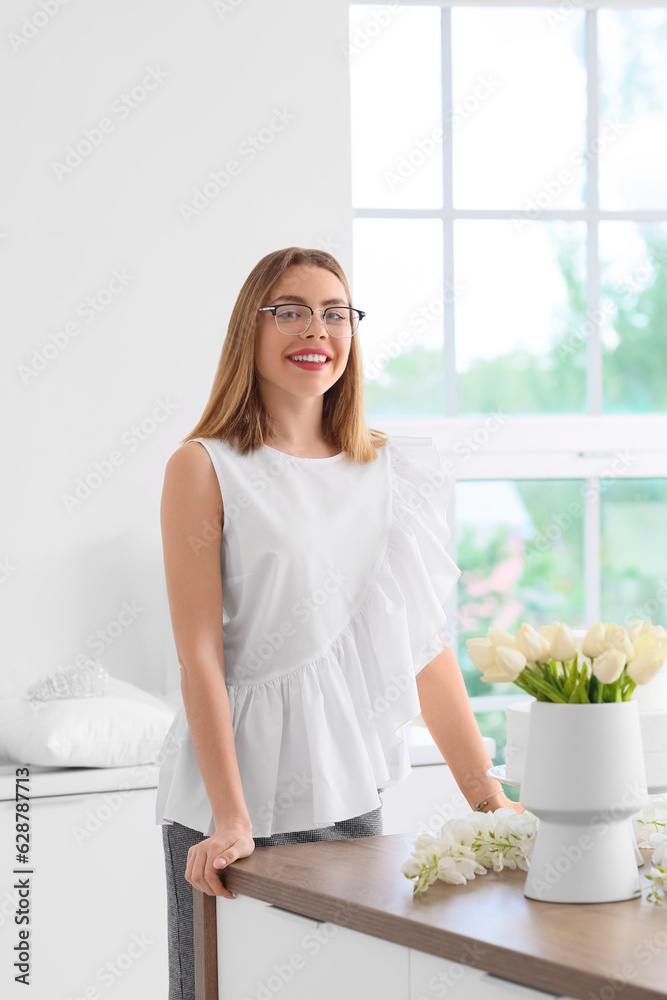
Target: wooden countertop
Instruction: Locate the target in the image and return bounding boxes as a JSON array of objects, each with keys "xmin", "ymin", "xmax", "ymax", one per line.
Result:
[{"xmin": 198, "ymin": 830, "xmax": 667, "ymax": 1000}]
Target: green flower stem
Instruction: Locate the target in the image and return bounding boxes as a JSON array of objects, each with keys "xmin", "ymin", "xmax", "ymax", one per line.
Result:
[
  {"xmin": 570, "ymin": 670, "xmax": 590, "ymax": 704},
  {"xmin": 517, "ymin": 667, "xmax": 568, "ymax": 703}
]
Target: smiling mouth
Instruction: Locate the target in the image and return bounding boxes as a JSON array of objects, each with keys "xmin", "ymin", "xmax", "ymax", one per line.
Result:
[{"xmin": 286, "ymin": 354, "xmax": 332, "ymax": 368}]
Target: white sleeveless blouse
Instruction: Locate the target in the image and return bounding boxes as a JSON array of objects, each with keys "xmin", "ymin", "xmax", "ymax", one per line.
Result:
[{"xmin": 155, "ymin": 434, "xmax": 460, "ymax": 837}]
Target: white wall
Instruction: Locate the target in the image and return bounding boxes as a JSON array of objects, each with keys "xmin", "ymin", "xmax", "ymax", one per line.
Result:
[{"xmin": 1, "ymin": 0, "xmax": 353, "ymax": 698}]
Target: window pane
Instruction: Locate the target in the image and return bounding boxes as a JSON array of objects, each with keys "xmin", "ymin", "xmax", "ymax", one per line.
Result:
[
  {"xmin": 599, "ymin": 222, "xmax": 667, "ymax": 414},
  {"xmin": 598, "ymin": 9, "xmax": 667, "ymax": 210},
  {"xmin": 451, "ymin": 7, "xmax": 586, "ymax": 210},
  {"xmin": 354, "ymin": 218, "xmax": 446, "ymax": 416},
  {"xmin": 455, "ymin": 220, "xmax": 587, "ymax": 414},
  {"xmin": 601, "ymin": 479, "xmax": 667, "ymax": 630},
  {"xmin": 457, "ymin": 479, "xmax": 586, "ymax": 700},
  {"xmin": 349, "ymin": 4, "xmax": 443, "ymax": 209}
]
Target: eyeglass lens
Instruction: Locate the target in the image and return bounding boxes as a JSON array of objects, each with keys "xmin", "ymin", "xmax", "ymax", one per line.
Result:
[{"xmin": 274, "ymin": 305, "xmax": 357, "ymax": 337}]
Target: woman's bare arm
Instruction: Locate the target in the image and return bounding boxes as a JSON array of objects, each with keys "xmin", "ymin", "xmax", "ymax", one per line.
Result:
[
  {"xmin": 417, "ymin": 631, "xmax": 523, "ymax": 813},
  {"xmin": 160, "ymin": 441, "xmax": 252, "ymax": 835}
]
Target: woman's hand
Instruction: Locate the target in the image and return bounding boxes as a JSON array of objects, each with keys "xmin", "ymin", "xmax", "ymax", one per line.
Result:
[
  {"xmin": 185, "ymin": 821, "xmax": 255, "ymax": 898},
  {"xmin": 482, "ymin": 790, "xmax": 524, "ymax": 815}
]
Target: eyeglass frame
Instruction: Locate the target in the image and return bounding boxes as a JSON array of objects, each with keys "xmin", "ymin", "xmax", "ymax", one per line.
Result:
[{"xmin": 258, "ymin": 302, "xmax": 366, "ymax": 338}]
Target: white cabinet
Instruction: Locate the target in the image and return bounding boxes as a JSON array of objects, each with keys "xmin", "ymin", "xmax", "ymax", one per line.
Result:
[
  {"xmin": 215, "ymin": 894, "xmax": 576, "ymax": 1000},
  {"xmin": 216, "ymin": 894, "xmax": 410, "ymax": 999},
  {"xmin": 409, "ymin": 950, "xmax": 570, "ymax": 999},
  {"xmin": 0, "ymin": 771, "xmax": 167, "ymax": 1000}
]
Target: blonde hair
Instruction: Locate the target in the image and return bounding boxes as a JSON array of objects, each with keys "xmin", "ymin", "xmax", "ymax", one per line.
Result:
[{"xmin": 181, "ymin": 246, "xmax": 388, "ymax": 463}]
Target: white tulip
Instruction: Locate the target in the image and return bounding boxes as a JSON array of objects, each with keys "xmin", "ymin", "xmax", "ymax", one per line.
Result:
[
  {"xmin": 627, "ymin": 620, "xmax": 651, "ymax": 646},
  {"xmin": 540, "ymin": 622, "xmax": 576, "ymax": 661},
  {"xmin": 466, "ymin": 638, "xmax": 493, "ymax": 672},
  {"xmin": 582, "ymin": 621, "xmax": 606, "ymax": 659},
  {"xmin": 514, "ymin": 623, "xmax": 550, "ymax": 662},
  {"xmin": 627, "ymin": 648, "xmax": 666, "ymax": 685},
  {"xmin": 627, "ymin": 621, "xmax": 667, "ymax": 663},
  {"xmin": 495, "ymin": 646, "xmax": 528, "ymax": 680},
  {"xmin": 592, "ymin": 648, "xmax": 626, "ymax": 684},
  {"xmin": 487, "ymin": 629, "xmax": 518, "ymax": 649},
  {"xmin": 605, "ymin": 624, "xmax": 634, "ymax": 660},
  {"xmin": 466, "ymin": 638, "xmax": 527, "ymax": 683}
]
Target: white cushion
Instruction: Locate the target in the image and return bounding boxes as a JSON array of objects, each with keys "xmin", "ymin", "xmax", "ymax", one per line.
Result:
[{"xmin": 0, "ymin": 677, "xmax": 176, "ymax": 767}]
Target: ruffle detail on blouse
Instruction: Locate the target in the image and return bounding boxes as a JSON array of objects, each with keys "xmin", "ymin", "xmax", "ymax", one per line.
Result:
[{"xmin": 222, "ymin": 436, "xmax": 462, "ymax": 837}]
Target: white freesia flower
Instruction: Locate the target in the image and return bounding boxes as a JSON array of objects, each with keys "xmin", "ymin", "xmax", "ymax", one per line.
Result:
[
  {"xmin": 632, "ymin": 799, "xmax": 667, "ymax": 847},
  {"xmin": 514, "ymin": 623, "xmax": 551, "ymax": 663},
  {"xmin": 436, "ymin": 855, "xmax": 487, "ymax": 884},
  {"xmin": 650, "ymin": 836, "xmax": 667, "ymax": 868},
  {"xmin": 402, "ymin": 809, "xmax": 538, "ymax": 895},
  {"xmin": 401, "ymin": 856, "xmax": 427, "ymax": 878},
  {"xmin": 591, "ymin": 648, "xmax": 627, "ymax": 684},
  {"xmin": 539, "ymin": 622, "xmax": 576, "ymax": 661},
  {"xmin": 466, "ymin": 637, "xmax": 527, "ymax": 683},
  {"xmin": 403, "ymin": 802, "xmax": 666, "ymax": 903}
]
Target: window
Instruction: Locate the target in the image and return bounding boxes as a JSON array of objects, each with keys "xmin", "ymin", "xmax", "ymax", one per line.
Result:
[{"xmin": 349, "ymin": 2, "xmax": 667, "ymax": 765}]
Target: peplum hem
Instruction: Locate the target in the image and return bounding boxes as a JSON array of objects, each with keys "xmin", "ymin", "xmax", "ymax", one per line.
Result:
[{"xmin": 156, "ymin": 436, "xmax": 461, "ymax": 838}]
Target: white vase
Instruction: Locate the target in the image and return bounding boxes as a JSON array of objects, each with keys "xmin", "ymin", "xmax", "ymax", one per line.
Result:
[{"xmin": 520, "ymin": 700, "xmax": 648, "ymax": 903}]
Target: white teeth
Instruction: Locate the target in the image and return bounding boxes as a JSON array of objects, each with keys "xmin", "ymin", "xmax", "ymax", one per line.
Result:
[{"xmin": 289, "ymin": 354, "xmax": 329, "ymax": 363}]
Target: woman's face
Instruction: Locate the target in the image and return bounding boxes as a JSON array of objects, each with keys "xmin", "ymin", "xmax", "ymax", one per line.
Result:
[{"xmin": 254, "ymin": 265, "xmax": 353, "ymax": 400}]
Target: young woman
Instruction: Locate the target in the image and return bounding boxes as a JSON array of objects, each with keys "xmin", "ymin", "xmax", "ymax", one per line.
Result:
[{"xmin": 156, "ymin": 246, "xmax": 523, "ymax": 999}]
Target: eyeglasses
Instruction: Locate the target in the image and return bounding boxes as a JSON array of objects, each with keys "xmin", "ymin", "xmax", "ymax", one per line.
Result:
[{"xmin": 258, "ymin": 303, "xmax": 366, "ymax": 338}]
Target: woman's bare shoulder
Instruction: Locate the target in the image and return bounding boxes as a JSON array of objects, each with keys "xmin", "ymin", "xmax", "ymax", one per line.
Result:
[{"xmin": 163, "ymin": 441, "xmax": 223, "ymax": 515}]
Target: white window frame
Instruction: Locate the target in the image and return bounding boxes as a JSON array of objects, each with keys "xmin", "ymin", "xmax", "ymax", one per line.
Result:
[{"xmin": 351, "ymin": 2, "xmax": 667, "ymax": 711}]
